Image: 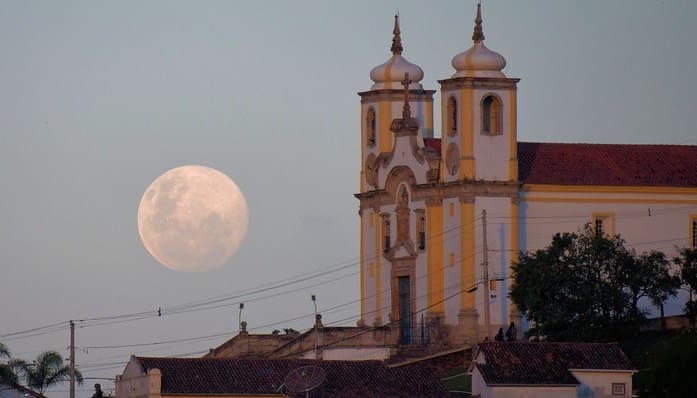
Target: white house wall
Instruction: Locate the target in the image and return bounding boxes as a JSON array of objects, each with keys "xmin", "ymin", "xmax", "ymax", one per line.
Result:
[{"xmin": 570, "ymin": 370, "xmax": 634, "ymax": 398}]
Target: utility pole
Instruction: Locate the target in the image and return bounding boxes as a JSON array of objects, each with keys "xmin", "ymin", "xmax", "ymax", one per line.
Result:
[
  {"xmin": 238, "ymin": 302, "xmax": 244, "ymax": 333},
  {"xmin": 481, "ymin": 210, "xmax": 491, "ymax": 340},
  {"xmin": 69, "ymin": 320, "xmax": 75, "ymax": 398},
  {"xmin": 311, "ymin": 294, "xmax": 319, "ymax": 359}
]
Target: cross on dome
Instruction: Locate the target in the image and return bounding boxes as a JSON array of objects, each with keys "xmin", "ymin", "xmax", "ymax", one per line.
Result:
[
  {"xmin": 450, "ymin": 1, "xmax": 506, "ymax": 78},
  {"xmin": 472, "ymin": 2, "xmax": 484, "ymax": 43},
  {"xmin": 369, "ymin": 14, "xmax": 424, "ymax": 90},
  {"xmin": 391, "ymin": 14, "xmax": 403, "ymax": 55}
]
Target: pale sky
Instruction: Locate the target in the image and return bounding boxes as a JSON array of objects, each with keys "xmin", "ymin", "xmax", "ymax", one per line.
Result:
[{"xmin": 1, "ymin": 1, "xmax": 696, "ymax": 396}]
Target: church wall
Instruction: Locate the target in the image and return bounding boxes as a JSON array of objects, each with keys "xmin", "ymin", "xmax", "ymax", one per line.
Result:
[
  {"xmin": 521, "ymin": 189, "xmax": 697, "ymax": 316},
  {"xmin": 472, "ymin": 88, "xmax": 512, "ymax": 181},
  {"xmin": 381, "ymin": 141, "xmax": 428, "ymax": 186},
  {"xmin": 413, "ymin": 199, "xmax": 429, "ymax": 327},
  {"xmin": 443, "ymin": 197, "xmax": 462, "ymax": 324},
  {"xmin": 360, "ymin": 99, "xmax": 430, "ymax": 166},
  {"xmin": 521, "ymin": 191, "xmax": 697, "ymax": 256},
  {"xmin": 361, "ymin": 208, "xmax": 377, "ymax": 325},
  {"xmin": 475, "ymin": 196, "xmax": 514, "ymax": 332},
  {"xmin": 379, "ymin": 203, "xmax": 396, "ymax": 324},
  {"xmin": 440, "ymin": 89, "xmax": 462, "ymax": 183}
]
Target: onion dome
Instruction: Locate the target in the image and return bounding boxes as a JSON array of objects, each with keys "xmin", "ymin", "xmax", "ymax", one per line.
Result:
[
  {"xmin": 370, "ymin": 15, "xmax": 424, "ymax": 90},
  {"xmin": 451, "ymin": 3, "xmax": 506, "ymax": 78}
]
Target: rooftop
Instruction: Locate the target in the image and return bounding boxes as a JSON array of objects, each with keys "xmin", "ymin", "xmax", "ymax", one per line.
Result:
[
  {"xmin": 134, "ymin": 356, "xmax": 449, "ymax": 397},
  {"xmin": 472, "ymin": 342, "xmax": 634, "ymax": 386},
  {"xmin": 518, "ymin": 142, "xmax": 697, "ymax": 187}
]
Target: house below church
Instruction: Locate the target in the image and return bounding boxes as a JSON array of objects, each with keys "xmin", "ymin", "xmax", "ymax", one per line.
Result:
[
  {"xmin": 115, "ymin": 355, "xmax": 449, "ymax": 398},
  {"xmin": 468, "ymin": 342, "xmax": 635, "ymax": 398}
]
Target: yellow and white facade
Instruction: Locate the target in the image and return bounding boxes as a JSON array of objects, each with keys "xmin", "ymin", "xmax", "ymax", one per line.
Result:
[{"xmin": 355, "ymin": 5, "xmax": 697, "ymax": 344}]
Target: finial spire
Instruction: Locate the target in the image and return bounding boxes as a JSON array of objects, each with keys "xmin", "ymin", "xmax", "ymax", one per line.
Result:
[
  {"xmin": 401, "ymin": 72, "xmax": 412, "ymax": 119},
  {"xmin": 391, "ymin": 14, "xmax": 403, "ymax": 55},
  {"xmin": 472, "ymin": 2, "xmax": 485, "ymax": 43}
]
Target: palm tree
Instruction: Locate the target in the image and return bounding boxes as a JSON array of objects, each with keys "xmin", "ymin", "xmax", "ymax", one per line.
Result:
[
  {"xmin": 0, "ymin": 342, "xmax": 9, "ymax": 358},
  {"xmin": 15, "ymin": 351, "xmax": 83, "ymax": 393},
  {"xmin": 0, "ymin": 341, "xmax": 19, "ymax": 385}
]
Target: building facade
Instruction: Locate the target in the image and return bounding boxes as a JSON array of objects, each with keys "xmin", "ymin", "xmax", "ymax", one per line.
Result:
[{"xmin": 356, "ymin": 4, "xmax": 697, "ymax": 344}]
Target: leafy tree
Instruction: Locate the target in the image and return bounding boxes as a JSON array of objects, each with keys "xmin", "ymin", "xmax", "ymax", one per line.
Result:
[
  {"xmin": 14, "ymin": 351, "xmax": 83, "ymax": 393},
  {"xmin": 675, "ymin": 248, "xmax": 697, "ymax": 329},
  {"xmin": 626, "ymin": 251, "xmax": 681, "ymax": 323},
  {"xmin": 511, "ymin": 225, "xmax": 679, "ymax": 341}
]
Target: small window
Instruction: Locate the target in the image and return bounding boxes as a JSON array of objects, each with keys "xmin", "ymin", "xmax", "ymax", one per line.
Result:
[
  {"xmin": 611, "ymin": 383, "xmax": 626, "ymax": 396},
  {"xmin": 381, "ymin": 213, "xmax": 391, "ymax": 253},
  {"xmin": 690, "ymin": 215, "xmax": 697, "ymax": 248},
  {"xmin": 595, "ymin": 218, "xmax": 605, "ymax": 236},
  {"xmin": 447, "ymin": 96, "xmax": 457, "ymax": 136},
  {"xmin": 592, "ymin": 212, "xmax": 616, "ymax": 237},
  {"xmin": 368, "ymin": 262, "xmax": 375, "ymax": 277},
  {"xmin": 416, "ymin": 209, "xmax": 426, "ymax": 250},
  {"xmin": 449, "ymin": 202, "xmax": 455, "ymax": 218},
  {"xmin": 366, "ymin": 107, "xmax": 376, "ymax": 147},
  {"xmin": 481, "ymin": 95, "xmax": 503, "ymax": 135},
  {"xmin": 449, "ymin": 252, "xmax": 455, "ymax": 267},
  {"xmin": 489, "ymin": 279, "xmax": 497, "ymax": 291}
]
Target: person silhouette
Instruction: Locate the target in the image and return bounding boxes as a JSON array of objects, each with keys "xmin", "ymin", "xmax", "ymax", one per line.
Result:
[
  {"xmin": 505, "ymin": 322, "xmax": 517, "ymax": 341},
  {"xmin": 92, "ymin": 383, "xmax": 104, "ymax": 398},
  {"xmin": 495, "ymin": 328, "xmax": 504, "ymax": 341}
]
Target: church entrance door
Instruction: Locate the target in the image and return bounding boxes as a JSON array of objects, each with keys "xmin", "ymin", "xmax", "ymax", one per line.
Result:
[{"xmin": 398, "ymin": 276, "xmax": 412, "ymax": 344}]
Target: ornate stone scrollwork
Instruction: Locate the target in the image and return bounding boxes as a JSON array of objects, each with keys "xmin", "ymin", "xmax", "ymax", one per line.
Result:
[
  {"xmin": 446, "ymin": 142, "xmax": 460, "ymax": 176},
  {"xmin": 366, "ymin": 107, "xmax": 376, "ymax": 147},
  {"xmin": 364, "ymin": 153, "xmax": 378, "ymax": 187}
]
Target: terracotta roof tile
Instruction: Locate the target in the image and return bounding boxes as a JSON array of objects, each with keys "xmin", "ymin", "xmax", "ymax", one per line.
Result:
[
  {"xmin": 415, "ymin": 140, "xmax": 697, "ymax": 187},
  {"xmin": 473, "ymin": 342, "xmax": 634, "ymax": 386},
  {"xmin": 518, "ymin": 142, "xmax": 697, "ymax": 187},
  {"xmin": 135, "ymin": 357, "xmax": 448, "ymax": 397}
]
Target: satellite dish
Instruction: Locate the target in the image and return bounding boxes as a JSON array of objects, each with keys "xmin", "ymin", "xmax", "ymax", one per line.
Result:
[{"xmin": 283, "ymin": 365, "xmax": 326, "ymax": 397}]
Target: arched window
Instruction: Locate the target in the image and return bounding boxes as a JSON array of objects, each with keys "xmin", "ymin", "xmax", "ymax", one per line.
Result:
[
  {"xmin": 447, "ymin": 96, "xmax": 457, "ymax": 136},
  {"xmin": 481, "ymin": 95, "xmax": 503, "ymax": 135},
  {"xmin": 366, "ymin": 107, "xmax": 376, "ymax": 147}
]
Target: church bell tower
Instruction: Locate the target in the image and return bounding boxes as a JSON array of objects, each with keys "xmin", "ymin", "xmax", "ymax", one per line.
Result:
[{"xmin": 438, "ymin": 3, "xmax": 519, "ymax": 183}]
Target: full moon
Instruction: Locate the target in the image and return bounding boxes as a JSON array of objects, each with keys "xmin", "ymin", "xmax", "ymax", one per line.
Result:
[{"xmin": 137, "ymin": 165, "xmax": 249, "ymax": 272}]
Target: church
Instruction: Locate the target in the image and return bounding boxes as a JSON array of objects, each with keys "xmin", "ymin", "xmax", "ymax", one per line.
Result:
[
  {"xmin": 200, "ymin": 5, "xmax": 697, "ymax": 359},
  {"xmin": 355, "ymin": 3, "xmax": 697, "ymax": 345}
]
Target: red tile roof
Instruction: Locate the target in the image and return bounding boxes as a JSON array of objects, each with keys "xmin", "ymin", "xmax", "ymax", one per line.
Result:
[
  {"xmin": 420, "ymin": 139, "xmax": 697, "ymax": 187},
  {"xmin": 135, "ymin": 357, "xmax": 448, "ymax": 397},
  {"xmin": 472, "ymin": 342, "xmax": 634, "ymax": 386},
  {"xmin": 518, "ymin": 142, "xmax": 697, "ymax": 187}
]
